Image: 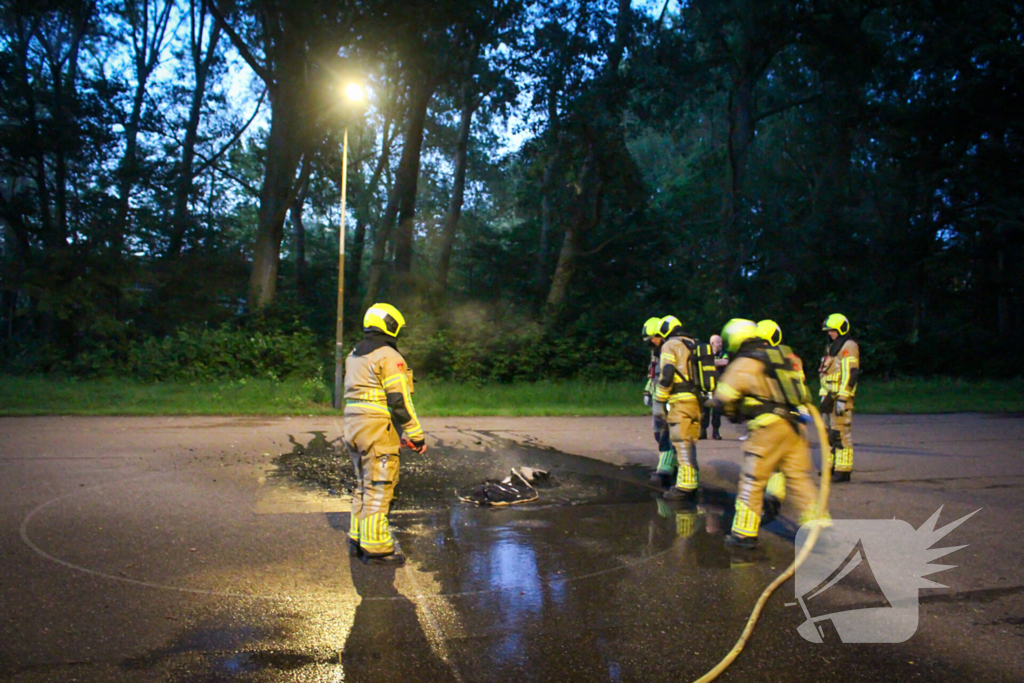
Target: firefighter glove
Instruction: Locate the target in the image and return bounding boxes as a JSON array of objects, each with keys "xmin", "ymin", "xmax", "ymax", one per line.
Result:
[
  {"xmin": 835, "ymin": 399, "xmax": 847, "ymax": 417},
  {"xmin": 643, "ymin": 392, "xmax": 652, "ymax": 407},
  {"xmin": 402, "ymin": 437, "xmax": 428, "ymax": 454},
  {"xmin": 652, "ymin": 401, "xmax": 667, "ymax": 421}
]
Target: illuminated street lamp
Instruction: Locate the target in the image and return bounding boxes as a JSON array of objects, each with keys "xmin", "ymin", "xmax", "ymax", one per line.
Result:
[{"xmin": 334, "ymin": 81, "xmax": 366, "ymax": 409}]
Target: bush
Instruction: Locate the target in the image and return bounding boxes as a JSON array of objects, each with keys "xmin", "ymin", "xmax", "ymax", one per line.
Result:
[
  {"xmin": 398, "ymin": 321, "xmax": 638, "ymax": 383},
  {"xmin": 126, "ymin": 325, "xmax": 326, "ymax": 382}
]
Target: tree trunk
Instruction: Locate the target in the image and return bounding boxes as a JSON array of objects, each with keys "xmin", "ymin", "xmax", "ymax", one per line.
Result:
[
  {"xmin": 349, "ymin": 107, "xmax": 396, "ymax": 297},
  {"xmin": 392, "ymin": 78, "xmax": 435, "ymax": 275},
  {"xmin": 169, "ymin": 3, "xmax": 221, "ymax": 257},
  {"xmin": 543, "ymin": 0, "xmax": 628, "ymax": 316},
  {"xmin": 537, "ymin": 84, "xmax": 560, "ymax": 292},
  {"xmin": 545, "ymin": 142, "xmax": 602, "ymax": 314},
  {"xmin": 721, "ymin": 73, "xmax": 756, "ymax": 285},
  {"xmin": 112, "ymin": 81, "xmax": 146, "ymax": 252},
  {"xmin": 113, "ymin": 0, "xmax": 175, "ymax": 254},
  {"xmin": 292, "ymin": 174, "xmax": 309, "ymax": 302},
  {"xmin": 436, "ymin": 89, "xmax": 476, "ymax": 295},
  {"xmin": 364, "ymin": 77, "xmax": 436, "ymax": 307},
  {"xmin": 248, "ymin": 75, "xmax": 306, "ymax": 311}
]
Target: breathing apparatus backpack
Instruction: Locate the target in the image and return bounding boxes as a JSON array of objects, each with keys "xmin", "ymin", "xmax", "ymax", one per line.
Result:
[
  {"xmin": 682, "ymin": 338, "xmax": 718, "ymax": 395},
  {"xmin": 742, "ymin": 343, "xmax": 811, "ymax": 409}
]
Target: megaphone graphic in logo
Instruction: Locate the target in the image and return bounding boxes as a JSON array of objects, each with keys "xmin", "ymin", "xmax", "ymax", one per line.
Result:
[{"xmin": 793, "ymin": 507, "xmax": 979, "ymax": 643}]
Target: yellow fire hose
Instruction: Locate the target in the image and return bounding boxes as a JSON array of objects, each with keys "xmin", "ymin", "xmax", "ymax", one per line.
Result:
[{"xmin": 692, "ymin": 404, "xmax": 833, "ymax": 683}]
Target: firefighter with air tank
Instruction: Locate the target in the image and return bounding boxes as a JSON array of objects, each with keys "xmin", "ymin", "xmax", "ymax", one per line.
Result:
[
  {"xmin": 652, "ymin": 316, "xmax": 703, "ymax": 502},
  {"xmin": 643, "ymin": 317, "xmax": 677, "ymax": 488},
  {"xmin": 710, "ymin": 319, "xmax": 827, "ymax": 549}
]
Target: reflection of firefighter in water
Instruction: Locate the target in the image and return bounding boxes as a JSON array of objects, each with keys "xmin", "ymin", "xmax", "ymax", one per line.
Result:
[
  {"xmin": 642, "ymin": 317, "xmax": 676, "ymax": 488},
  {"xmin": 344, "ymin": 303, "xmax": 427, "ymax": 565},
  {"xmin": 652, "ymin": 316, "xmax": 702, "ymax": 503},
  {"xmin": 653, "ymin": 495, "xmax": 733, "ymax": 569},
  {"xmin": 710, "ymin": 319, "xmax": 826, "ymax": 549},
  {"xmin": 818, "ymin": 313, "xmax": 860, "ymax": 483}
]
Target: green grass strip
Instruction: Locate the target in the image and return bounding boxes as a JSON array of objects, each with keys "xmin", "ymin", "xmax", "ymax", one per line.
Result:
[{"xmin": 0, "ymin": 375, "xmax": 1021, "ymax": 416}]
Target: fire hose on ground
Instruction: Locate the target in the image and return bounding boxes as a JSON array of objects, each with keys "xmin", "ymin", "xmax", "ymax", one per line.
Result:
[{"xmin": 692, "ymin": 403, "xmax": 833, "ymax": 683}]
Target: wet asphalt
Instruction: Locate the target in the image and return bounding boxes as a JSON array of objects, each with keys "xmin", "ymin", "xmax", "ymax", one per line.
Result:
[{"xmin": 0, "ymin": 414, "xmax": 1021, "ymax": 682}]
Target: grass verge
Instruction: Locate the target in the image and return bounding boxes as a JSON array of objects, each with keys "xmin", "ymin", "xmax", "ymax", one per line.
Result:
[{"xmin": 0, "ymin": 375, "xmax": 1021, "ymax": 417}]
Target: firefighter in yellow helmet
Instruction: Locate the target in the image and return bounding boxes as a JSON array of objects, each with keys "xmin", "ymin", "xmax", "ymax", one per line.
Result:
[
  {"xmin": 818, "ymin": 313, "xmax": 860, "ymax": 483},
  {"xmin": 756, "ymin": 320, "xmax": 786, "ymax": 522},
  {"xmin": 710, "ymin": 319, "xmax": 824, "ymax": 549},
  {"xmin": 643, "ymin": 317, "xmax": 676, "ymax": 487},
  {"xmin": 343, "ymin": 303, "xmax": 426, "ymax": 565},
  {"xmin": 652, "ymin": 315, "xmax": 702, "ymax": 502}
]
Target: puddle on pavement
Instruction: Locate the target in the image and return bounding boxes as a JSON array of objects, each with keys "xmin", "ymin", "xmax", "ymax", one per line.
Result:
[
  {"xmin": 116, "ymin": 434, "xmax": 787, "ymax": 681},
  {"xmin": 269, "ymin": 430, "xmax": 768, "ymax": 591}
]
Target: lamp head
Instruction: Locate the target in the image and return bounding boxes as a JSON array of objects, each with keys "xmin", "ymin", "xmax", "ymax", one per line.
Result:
[{"xmin": 344, "ymin": 82, "xmax": 365, "ymax": 103}]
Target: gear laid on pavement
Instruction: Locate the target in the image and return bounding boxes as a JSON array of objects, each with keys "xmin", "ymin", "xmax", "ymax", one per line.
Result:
[{"xmin": 458, "ymin": 467, "xmax": 552, "ymax": 506}]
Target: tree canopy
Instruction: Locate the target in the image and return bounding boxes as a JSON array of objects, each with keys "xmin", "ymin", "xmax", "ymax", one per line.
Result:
[{"xmin": 1, "ymin": 0, "xmax": 1021, "ymax": 380}]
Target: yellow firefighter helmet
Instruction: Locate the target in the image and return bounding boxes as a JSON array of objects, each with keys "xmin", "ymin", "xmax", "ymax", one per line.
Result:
[
  {"xmin": 822, "ymin": 313, "xmax": 850, "ymax": 336},
  {"xmin": 722, "ymin": 318, "xmax": 760, "ymax": 354},
  {"xmin": 757, "ymin": 319, "xmax": 782, "ymax": 346},
  {"xmin": 363, "ymin": 303, "xmax": 405, "ymax": 337}
]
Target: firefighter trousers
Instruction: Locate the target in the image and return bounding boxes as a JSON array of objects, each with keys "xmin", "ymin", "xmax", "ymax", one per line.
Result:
[
  {"xmin": 824, "ymin": 398, "xmax": 855, "ymax": 473},
  {"xmin": 344, "ymin": 414, "xmax": 401, "ymax": 556},
  {"xmin": 668, "ymin": 398, "xmax": 701, "ymax": 490},
  {"xmin": 653, "ymin": 415, "xmax": 675, "ymax": 474},
  {"xmin": 732, "ymin": 419, "xmax": 820, "ymax": 539}
]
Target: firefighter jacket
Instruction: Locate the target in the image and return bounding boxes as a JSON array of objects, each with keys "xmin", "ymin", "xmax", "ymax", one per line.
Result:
[
  {"xmin": 818, "ymin": 335, "xmax": 860, "ymax": 399},
  {"xmin": 655, "ymin": 335, "xmax": 699, "ymax": 404},
  {"xmin": 644, "ymin": 348, "xmax": 658, "ymax": 401},
  {"xmin": 343, "ymin": 333, "xmax": 424, "ymax": 443},
  {"xmin": 714, "ymin": 343, "xmax": 811, "ymax": 431}
]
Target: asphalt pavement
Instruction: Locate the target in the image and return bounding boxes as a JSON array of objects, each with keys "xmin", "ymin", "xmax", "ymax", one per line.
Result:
[{"xmin": 1, "ymin": 413, "xmax": 1021, "ymax": 682}]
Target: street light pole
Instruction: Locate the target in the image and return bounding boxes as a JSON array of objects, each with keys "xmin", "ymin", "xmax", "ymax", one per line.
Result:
[
  {"xmin": 333, "ymin": 124, "xmax": 349, "ymax": 409},
  {"xmin": 333, "ymin": 81, "xmax": 365, "ymax": 410}
]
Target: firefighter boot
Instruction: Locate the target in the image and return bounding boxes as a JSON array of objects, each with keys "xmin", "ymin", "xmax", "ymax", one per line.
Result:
[
  {"xmin": 362, "ymin": 539, "xmax": 407, "ymax": 566},
  {"xmin": 362, "ymin": 550, "xmax": 406, "ymax": 566},
  {"xmin": 725, "ymin": 533, "xmax": 758, "ymax": 550}
]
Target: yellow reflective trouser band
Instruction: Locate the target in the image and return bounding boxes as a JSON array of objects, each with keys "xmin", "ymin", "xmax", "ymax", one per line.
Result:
[
  {"xmin": 345, "ymin": 401, "xmax": 391, "ymax": 415},
  {"xmin": 657, "ymin": 450, "xmax": 676, "ymax": 473},
  {"xmin": 732, "ymin": 499, "xmax": 760, "ymax": 538},
  {"xmin": 676, "ymin": 512, "xmax": 697, "ymax": 538},
  {"xmin": 358, "ymin": 513, "xmax": 393, "ymax": 554},
  {"xmin": 675, "ymin": 464, "xmax": 698, "ymax": 491},
  {"xmin": 766, "ymin": 471, "xmax": 787, "ymax": 502},
  {"xmin": 834, "ymin": 447, "xmax": 853, "ymax": 472},
  {"xmin": 348, "ymin": 514, "xmax": 360, "ymax": 542}
]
